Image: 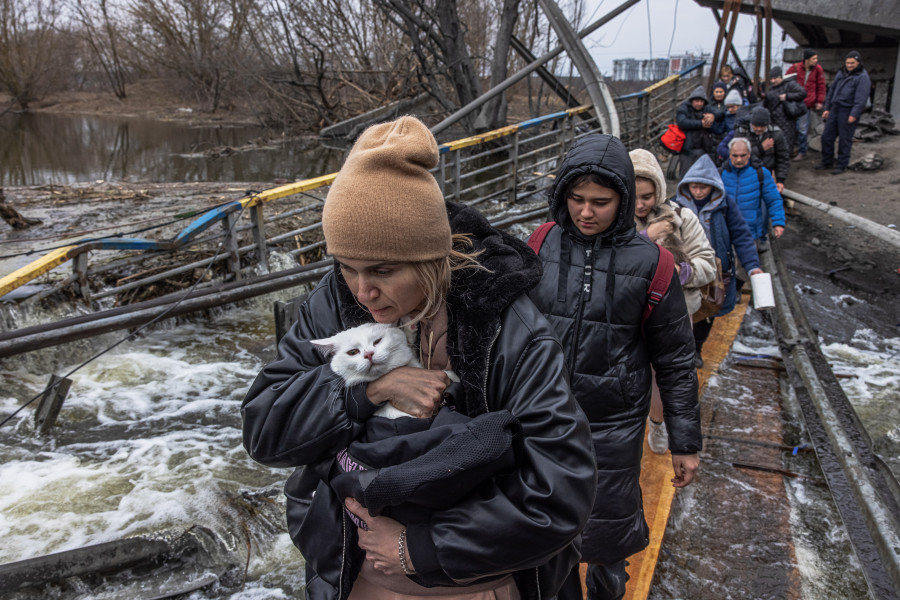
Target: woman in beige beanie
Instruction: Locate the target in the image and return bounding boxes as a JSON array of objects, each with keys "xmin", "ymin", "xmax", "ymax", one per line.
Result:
[
  {"xmin": 629, "ymin": 148, "xmax": 716, "ymax": 455},
  {"xmin": 242, "ymin": 116, "xmax": 595, "ymax": 600}
]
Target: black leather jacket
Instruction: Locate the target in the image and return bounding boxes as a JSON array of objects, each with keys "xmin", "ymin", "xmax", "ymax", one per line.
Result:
[
  {"xmin": 242, "ymin": 202, "xmax": 596, "ymax": 600},
  {"xmin": 528, "ymin": 134, "xmax": 702, "ymax": 564}
]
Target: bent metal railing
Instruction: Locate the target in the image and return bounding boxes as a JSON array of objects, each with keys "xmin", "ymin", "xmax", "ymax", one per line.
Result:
[
  {"xmin": 0, "ymin": 61, "xmax": 705, "ymax": 340},
  {"xmin": 0, "ymin": 108, "xmax": 596, "ymax": 312},
  {"xmin": 614, "ymin": 60, "xmax": 706, "ymax": 149}
]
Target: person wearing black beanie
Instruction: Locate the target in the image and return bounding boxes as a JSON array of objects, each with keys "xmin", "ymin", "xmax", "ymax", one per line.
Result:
[
  {"xmin": 787, "ymin": 49, "xmax": 825, "ymax": 159},
  {"xmin": 817, "ymin": 51, "xmax": 871, "ymax": 174}
]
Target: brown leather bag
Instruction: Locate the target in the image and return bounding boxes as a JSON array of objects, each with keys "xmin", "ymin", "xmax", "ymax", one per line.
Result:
[{"xmin": 692, "ymin": 257, "xmax": 726, "ymax": 323}]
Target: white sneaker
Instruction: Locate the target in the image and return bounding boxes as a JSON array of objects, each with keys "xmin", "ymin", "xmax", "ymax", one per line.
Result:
[{"xmin": 647, "ymin": 419, "xmax": 668, "ymax": 454}]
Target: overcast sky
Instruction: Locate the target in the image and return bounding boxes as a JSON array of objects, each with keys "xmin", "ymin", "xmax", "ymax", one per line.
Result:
[{"xmin": 578, "ymin": 0, "xmax": 791, "ymax": 75}]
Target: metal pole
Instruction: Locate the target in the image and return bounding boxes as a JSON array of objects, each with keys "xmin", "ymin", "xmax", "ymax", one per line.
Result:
[
  {"xmin": 765, "ymin": 0, "xmax": 772, "ymax": 84},
  {"xmin": 708, "ymin": 0, "xmax": 733, "ymax": 91},
  {"xmin": 223, "ymin": 211, "xmax": 241, "ymax": 281},
  {"xmin": 73, "ymin": 252, "xmax": 90, "ymax": 305},
  {"xmin": 431, "ymin": 0, "xmax": 639, "ymax": 135},
  {"xmin": 250, "ymin": 202, "xmax": 268, "ymax": 271},
  {"xmin": 509, "ymin": 132, "xmax": 520, "ymax": 204},
  {"xmin": 537, "ymin": 0, "xmax": 619, "ymax": 136}
]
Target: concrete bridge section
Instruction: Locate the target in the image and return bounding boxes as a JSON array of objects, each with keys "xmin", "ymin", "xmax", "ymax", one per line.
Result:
[{"xmin": 695, "ymin": 0, "xmax": 900, "ymax": 118}]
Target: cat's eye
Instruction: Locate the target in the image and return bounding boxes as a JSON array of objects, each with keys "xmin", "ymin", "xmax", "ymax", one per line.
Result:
[
  {"xmin": 373, "ymin": 338, "xmax": 382, "ymax": 345},
  {"xmin": 347, "ymin": 349, "xmax": 360, "ymax": 356}
]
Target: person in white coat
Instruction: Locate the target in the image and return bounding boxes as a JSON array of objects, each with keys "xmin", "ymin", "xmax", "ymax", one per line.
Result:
[{"xmin": 630, "ymin": 148, "xmax": 716, "ymax": 454}]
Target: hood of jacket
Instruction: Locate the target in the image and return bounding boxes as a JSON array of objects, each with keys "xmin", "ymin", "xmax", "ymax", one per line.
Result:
[
  {"xmin": 687, "ymin": 84, "xmax": 708, "ymax": 104},
  {"xmin": 629, "ymin": 148, "xmax": 666, "ymax": 208},
  {"xmin": 547, "ymin": 133, "xmax": 636, "ymax": 245},
  {"xmin": 335, "ymin": 201, "xmax": 542, "ymax": 416},
  {"xmin": 677, "ymin": 154, "xmax": 725, "ymax": 201}
]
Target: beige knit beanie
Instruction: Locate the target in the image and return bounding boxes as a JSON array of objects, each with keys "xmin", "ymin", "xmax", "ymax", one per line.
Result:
[{"xmin": 322, "ymin": 116, "xmax": 452, "ymax": 262}]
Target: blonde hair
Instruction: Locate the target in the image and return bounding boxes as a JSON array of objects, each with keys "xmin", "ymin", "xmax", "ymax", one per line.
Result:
[{"xmin": 408, "ymin": 233, "xmax": 488, "ymax": 325}]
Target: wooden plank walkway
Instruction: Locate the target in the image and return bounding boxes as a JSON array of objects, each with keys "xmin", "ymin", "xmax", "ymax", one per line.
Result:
[{"xmin": 576, "ymin": 301, "xmax": 749, "ymax": 599}]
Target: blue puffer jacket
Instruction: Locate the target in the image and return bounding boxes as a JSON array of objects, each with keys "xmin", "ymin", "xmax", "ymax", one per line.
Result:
[
  {"xmin": 674, "ymin": 155, "xmax": 760, "ymax": 316},
  {"xmin": 720, "ymin": 159, "xmax": 785, "ymax": 240},
  {"xmin": 824, "ymin": 64, "xmax": 871, "ymax": 119}
]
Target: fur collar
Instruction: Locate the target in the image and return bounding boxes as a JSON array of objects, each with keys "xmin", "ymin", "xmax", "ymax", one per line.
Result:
[{"xmin": 334, "ymin": 202, "xmax": 542, "ymax": 416}]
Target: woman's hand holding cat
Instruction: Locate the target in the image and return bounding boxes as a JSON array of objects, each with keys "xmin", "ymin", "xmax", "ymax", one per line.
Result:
[
  {"xmin": 366, "ymin": 367, "xmax": 450, "ymax": 418},
  {"xmin": 345, "ymin": 498, "xmax": 413, "ymax": 575}
]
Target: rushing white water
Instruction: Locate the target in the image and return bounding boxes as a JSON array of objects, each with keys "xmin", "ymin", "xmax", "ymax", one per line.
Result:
[{"xmin": 0, "ymin": 296, "xmax": 305, "ymax": 598}]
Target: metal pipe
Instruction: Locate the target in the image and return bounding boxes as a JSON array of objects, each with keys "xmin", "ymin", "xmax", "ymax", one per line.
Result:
[
  {"xmin": 430, "ymin": 0, "xmax": 639, "ymax": 135},
  {"xmin": 781, "ymin": 189, "xmax": 900, "ymax": 248}
]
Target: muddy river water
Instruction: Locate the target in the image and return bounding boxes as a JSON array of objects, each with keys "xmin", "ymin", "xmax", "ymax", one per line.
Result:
[{"xmin": 0, "ymin": 112, "xmax": 344, "ymax": 185}]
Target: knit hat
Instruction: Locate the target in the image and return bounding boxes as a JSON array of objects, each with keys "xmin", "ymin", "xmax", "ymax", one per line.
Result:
[
  {"xmin": 803, "ymin": 49, "xmax": 817, "ymax": 61},
  {"xmin": 725, "ymin": 89, "xmax": 743, "ymax": 106},
  {"xmin": 322, "ymin": 116, "xmax": 452, "ymax": 262},
  {"xmin": 750, "ymin": 106, "xmax": 770, "ymax": 126},
  {"xmin": 712, "ymin": 81, "xmax": 728, "ymax": 92},
  {"xmin": 845, "ymin": 50, "xmax": 862, "ymax": 61},
  {"xmin": 629, "ymin": 148, "xmax": 666, "ymax": 208},
  {"xmin": 768, "ymin": 66, "xmax": 783, "ymax": 79}
]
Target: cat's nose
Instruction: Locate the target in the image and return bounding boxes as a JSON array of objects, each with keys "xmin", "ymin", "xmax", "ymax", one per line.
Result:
[{"xmin": 364, "ymin": 351, "xmax": 374, "ymax": 361}]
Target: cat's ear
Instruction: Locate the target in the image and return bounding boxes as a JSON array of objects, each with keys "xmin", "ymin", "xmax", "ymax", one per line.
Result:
[{"xmin": 309, "ymin": 335, "xmax": 337, "ymax": 356}]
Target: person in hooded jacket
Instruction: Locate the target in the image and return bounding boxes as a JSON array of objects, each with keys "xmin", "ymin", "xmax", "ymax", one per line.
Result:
[
  {"xmin": 817, "ymin": 51, "xmax": 872, "ymax": 175},
  {"xmin": 762, "ymin": 66, "xmax": 807, "ymax": 157},
  {"xmin": 241, "ymin": 116, "xmax": 597, "ymax": 600},
  {"xmin": 729, "ymin": 65, "xmax": 758, "ymax": 104},
  {"xmin": 675, "ymin": 85, "xmax": 722, "ymax": 177},
  {"xmin": 672, "ymin": 154, "xmax": 762, "ymax": 360},
  {"xmin": 630, "ymin": 148, "xmax": 716, "ymax": 455},
  {"xmin": 528, "ymin": 134, "xmax": 702, "ymax": 600}
]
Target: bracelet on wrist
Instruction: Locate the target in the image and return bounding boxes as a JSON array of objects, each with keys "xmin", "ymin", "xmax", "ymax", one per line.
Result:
[{"xmin": 398, "ymin": 528, "xmax": 414, "ymax": 575}]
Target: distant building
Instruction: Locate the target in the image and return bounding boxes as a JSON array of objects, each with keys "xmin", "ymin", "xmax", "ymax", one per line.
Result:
[
  {"xmin": 668, "ymin": 52, "xmax": 712, "ymax": 77},
  {"xmin": 612, "ymin": 58, "xmax": 669, "ymax": 81}
]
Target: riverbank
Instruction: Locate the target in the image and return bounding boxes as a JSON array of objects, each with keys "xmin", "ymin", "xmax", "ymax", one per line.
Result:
[{"xmin": 1, "ymin": 79, "xmax": 261, "ymax": 128}]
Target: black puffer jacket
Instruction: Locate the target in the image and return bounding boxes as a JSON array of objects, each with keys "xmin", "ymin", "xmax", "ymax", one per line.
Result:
[
  {"xmin": 675, "ymin": 85, "xmax": 720, "ymax": 154},
  {"xmin": 242, "ymin": 202, "xmax": 596, "ymax": 600},
  {"xmin": 528, "ymin": 134, "xmax": 702, "ymax": 564},
  {"xmin": 764, "ymin": 76, "xmax": 807, "ymax": 152}
]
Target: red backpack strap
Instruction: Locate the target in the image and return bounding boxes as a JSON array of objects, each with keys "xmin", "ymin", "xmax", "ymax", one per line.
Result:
[
  {"xmin": 527, "ymin": 222, "xmax": 556, "ymax": 254},
  {"xmin": 642, "ymin": 244, "xmax": 675, "ymax": 326}
]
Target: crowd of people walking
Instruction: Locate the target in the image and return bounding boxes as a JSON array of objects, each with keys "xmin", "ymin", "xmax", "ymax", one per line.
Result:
[{"xmin": 237, "ymin": 46, "xmax": 874, "ymax": 600}]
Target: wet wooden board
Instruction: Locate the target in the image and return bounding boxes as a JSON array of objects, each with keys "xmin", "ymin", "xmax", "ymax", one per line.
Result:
[{"xmin": 578, "ymin": 302, "xmax": 749, "ymax": 599}]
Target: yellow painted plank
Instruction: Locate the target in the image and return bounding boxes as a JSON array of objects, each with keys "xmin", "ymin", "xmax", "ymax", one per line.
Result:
[
  {"xmin": 0, "ymin": 246, "xmax": 78, "ymax": 298},
  {"xmin": 621, "ymin": 301, "xmax": 749, "ymax": 600}
]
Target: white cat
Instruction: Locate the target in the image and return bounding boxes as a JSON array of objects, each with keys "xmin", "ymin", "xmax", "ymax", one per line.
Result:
[{"xmin": 311, "ymin": 322, "xmax": 421, "ymax": 419}]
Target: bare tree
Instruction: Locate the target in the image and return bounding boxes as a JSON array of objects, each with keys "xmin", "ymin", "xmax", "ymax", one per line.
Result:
[
  {"xmin": 373, "ymin": 0, "xmax": 483, "ymax": 130},
  {"xmin": 0, "ymin": 0, "xmax": 64, "ymax": 109},
  {"xmin": 244, "ymin": 0, "xmax": 416, "ymax": 129},
  {"xmin": 474, "ymin": 0, "xmax": 520, "ymax": 131},
  {"xmin": 125, "ymin": 0, "xmax": 253, "ymax": 112},
  {"xmin": 67, "ymin": 0, "xmax": 129, "ymax": 99}
]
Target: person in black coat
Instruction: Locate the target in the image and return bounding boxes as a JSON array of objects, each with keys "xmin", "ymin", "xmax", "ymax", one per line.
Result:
[
  {"xmin": 717, "ymin": 106, "xmax": 790, "ymax": 190},
  {"xmin": 241, "ymin": 116, "xmax": 596, "ymax": 600},
  {"xmin": 528, "ymin": 134, "xmax": 702, "ymax": 600},
  {"xmin": 762, "ymin": 66, "xmax": 807, "ymax": 157},
  {"xmin": 818, "ymin": 51, "xmax": 873, "ymax": 175},
  {"xmin": 675, "ymin": 85, "xmax": 722, "ymax": 177}
]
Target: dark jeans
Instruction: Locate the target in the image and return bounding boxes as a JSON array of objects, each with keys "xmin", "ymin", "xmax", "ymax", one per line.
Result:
[
  {"xmin": 556, "ymin": 562, "xmax": 628, "ymax": 600},
  {"xmin": 693, "ymin": 317, "xmax": 715, "ymax": 353},
  {"xmin": 820, "ymin": 106, "xmax": 859, "ymax": 169}
]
